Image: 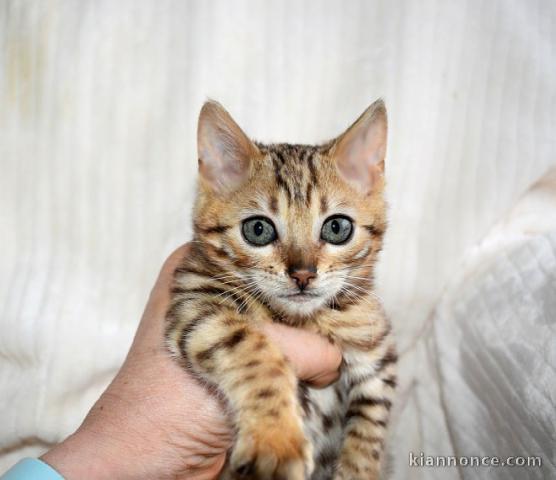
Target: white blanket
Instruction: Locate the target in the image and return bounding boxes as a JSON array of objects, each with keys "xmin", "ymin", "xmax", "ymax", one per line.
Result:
[
  {"xmin": 1, "ymin": 1, "xmax": 555, "ymax": 477},
  {"xmin": 387, "ymin": 173, "xmax": 556, "ymax": 479}
]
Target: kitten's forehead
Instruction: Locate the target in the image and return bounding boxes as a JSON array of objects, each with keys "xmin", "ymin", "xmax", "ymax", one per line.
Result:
[
  {"xmin": 222, "ymin": 140, "xmax": 382, "ymax": 237},
  {"xmin": 256, "ymin": 142, "xmax": 334, "ymax": 212}
]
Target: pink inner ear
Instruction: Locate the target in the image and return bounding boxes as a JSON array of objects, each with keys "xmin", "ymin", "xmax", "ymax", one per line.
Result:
[
  {"xmin": 199, "ymin": 141, "xmax": 250, "ymax": 191},
  {"xmin": 341, "ymin": 147, "xmax": 372, "ymax": 185},
  {"xmin": 221, "ymin": 154, "xmax": 249, "ymax": 187},
  {"xmin": 335, "ymin": 112, "xmax": 386, "ymax": 194},
  {"xmin": 197, "ymin": 103, "xmax": 256, "ymax": 192}
]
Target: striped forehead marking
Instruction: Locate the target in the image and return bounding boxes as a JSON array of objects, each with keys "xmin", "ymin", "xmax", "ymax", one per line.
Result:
[{"xmin": 261, "ymin": 143, "xmax": 321, "ymax": 207}]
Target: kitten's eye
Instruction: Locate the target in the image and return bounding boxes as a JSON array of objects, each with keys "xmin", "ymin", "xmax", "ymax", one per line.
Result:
[
  {"xmin": 321, "ymin": 215, "xmax": 353, "ymax": 244},
  {"xmin": 242, "ymin": 217, "xmax": 277, "ymax": 246}
]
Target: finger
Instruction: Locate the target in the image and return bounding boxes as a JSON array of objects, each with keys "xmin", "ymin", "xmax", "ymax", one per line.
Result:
[
  {"xmin": 143, "ymin": 243, "xmax": 193, "ymax": 319},
  {"xmin": 132, "ymin": 244, "xmax": 191, "ymax": 349},
  {"xmin": 151, "ymin": 243, "xmax": 192, "ymax": 300},
  {"xmin": 261, "ymin": 323, "xmax": 342, "ymax": 387}
]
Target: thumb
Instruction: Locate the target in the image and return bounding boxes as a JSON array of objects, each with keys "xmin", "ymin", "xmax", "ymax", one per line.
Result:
[{"xmin": 261, "ymin": 323, "xmax": 342, "ymax": 387}]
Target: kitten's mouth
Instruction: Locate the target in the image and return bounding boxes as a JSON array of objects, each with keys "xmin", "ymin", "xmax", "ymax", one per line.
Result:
[
  {"xmin": 279, "ymin": 291, "xmax": 321, "ymax": 301},
  {"xmin": 271, "ymin": 289, "xmax": 329, "ymax": 315}
]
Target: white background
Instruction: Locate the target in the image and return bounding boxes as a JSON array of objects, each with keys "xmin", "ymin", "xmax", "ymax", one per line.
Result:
[{"xmin": 1, "ymin": 1, "xmax": 555, "ymax": 478}]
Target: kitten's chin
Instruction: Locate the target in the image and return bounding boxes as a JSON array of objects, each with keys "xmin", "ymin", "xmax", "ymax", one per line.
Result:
[{"xmin": 271, "ymin": 294, "xmax": 327, "ymax": 318}]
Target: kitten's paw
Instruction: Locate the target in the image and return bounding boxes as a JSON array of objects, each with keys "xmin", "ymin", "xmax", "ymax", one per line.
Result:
[
  {"xmin": 333, "ymin": 470, "xmax": 354, "ymax": 480},
  {"xmin": 333, "ymin": 463, "xmax": 379, "ymax": 480},
  {"xmin": 230, "ymin": 424, "xmax": 313, "ymax": 480}
]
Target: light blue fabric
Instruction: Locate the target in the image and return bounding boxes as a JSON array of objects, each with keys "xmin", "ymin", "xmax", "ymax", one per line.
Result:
[{"xmin": 0, "ymin": 459, "xmax": 64, "ymax": 480}]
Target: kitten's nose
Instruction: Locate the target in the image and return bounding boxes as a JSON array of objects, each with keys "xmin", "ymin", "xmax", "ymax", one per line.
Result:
[{"xmin": 289, "ymin": 269, "xmax": 317, "ymax": 291}]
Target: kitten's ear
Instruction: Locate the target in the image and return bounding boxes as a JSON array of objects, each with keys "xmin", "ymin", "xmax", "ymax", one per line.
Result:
[
  {"xmin": 197, "ymin": 100, "xmax": 259, "ymax": 193},
  {"xmin": 332, "ymin": 99, "xmax": 387, "ymax": 194}
]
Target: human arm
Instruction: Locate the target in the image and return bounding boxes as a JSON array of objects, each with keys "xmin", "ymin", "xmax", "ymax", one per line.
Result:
[{"xmin": 35, "ymin": 245, "xmax": 342, "ymax": 480}]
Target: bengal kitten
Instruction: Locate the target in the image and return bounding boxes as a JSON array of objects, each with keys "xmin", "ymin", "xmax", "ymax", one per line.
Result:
[{"xmin": 166, "ymin": 100, "xmax": 397, "ymax": 480}]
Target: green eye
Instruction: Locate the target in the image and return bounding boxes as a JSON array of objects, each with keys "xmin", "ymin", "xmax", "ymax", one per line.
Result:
[
  {"xmin": 321, "ymin": 215, "xmax": 353, "ymax": 244},
  {"xmin": 242, "ymin": 217, "xmax": 277, "ymax": 246}
]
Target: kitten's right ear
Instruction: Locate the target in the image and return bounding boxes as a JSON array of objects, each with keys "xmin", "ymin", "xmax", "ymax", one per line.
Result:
[
  {"xmin": 197, "ymin": 100, "xmax": 259, "ymax": 193},
  {"xmin": 331, "ymin": 99, "xmax": 387, "ymax": 195}
]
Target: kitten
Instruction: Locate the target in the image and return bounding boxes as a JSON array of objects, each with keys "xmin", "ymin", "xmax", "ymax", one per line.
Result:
[{"xmin": 166, "ymin": 99, "xmax": 397, "ymax": 480}]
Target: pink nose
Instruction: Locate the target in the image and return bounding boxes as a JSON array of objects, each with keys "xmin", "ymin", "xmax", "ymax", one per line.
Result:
[{"xmin": 289, "ymin": 269, "xmax": 317, "ymax": 291}]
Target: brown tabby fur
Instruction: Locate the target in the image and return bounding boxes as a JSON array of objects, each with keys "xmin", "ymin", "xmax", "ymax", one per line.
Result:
[{"xmin": 166, "ymin": 100, "xmax": 397, "ymax": 480}]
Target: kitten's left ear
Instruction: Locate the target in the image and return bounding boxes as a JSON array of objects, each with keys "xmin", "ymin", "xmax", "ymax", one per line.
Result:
[
  {"xmin": 197, "ymin": 100, "xmax": 260, "ymax": 193},
  {"xmin": 332, "ymin": 99, "xmax": 387, "ymax": 194}
]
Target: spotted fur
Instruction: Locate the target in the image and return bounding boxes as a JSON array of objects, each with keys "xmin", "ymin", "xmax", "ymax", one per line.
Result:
[{"xmin": 166, "ymin": 100, "xmax": 396, "ymax": 480}]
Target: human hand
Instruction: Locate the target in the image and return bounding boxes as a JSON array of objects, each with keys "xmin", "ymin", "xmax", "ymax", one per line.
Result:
[{"xmin": 41, "ymin": 244, "xmax": 342, "ymax": 480}]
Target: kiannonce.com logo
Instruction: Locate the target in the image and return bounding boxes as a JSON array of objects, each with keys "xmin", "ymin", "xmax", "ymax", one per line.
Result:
[{"xmin": 409, "ymin": 452, "xmax": 543, "ymax": 468}]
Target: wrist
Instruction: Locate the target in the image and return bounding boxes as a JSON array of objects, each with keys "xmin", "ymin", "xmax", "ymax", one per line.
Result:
[
  {"xmin": 41, "ymin": 422, "xmax": 226, "ymax": 480},
  {"xmin": 40, "ymin": 428, "xmax": 122, "ymax": 480}
]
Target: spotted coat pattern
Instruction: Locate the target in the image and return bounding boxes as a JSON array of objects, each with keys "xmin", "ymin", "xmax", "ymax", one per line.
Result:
[{"xmin": 166, "ymin": 135, "xmax": 396, "ymax": 480}]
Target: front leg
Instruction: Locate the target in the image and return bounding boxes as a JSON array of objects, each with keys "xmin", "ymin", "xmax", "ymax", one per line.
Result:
[
  {"xmin": 167, "ymin": 302, "xmax": 313, "ymax": 480},
  {"xmin": 335, "ymin": 336, "xmax": 397, "ymax": 480}
]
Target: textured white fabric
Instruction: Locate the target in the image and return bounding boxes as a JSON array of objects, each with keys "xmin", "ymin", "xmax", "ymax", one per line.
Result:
[
  {"xmin": 1, "ymin": 0, "xmax": 555, "ymax": 476},
  {"xmin": 434, "ymin": 226, "xmax": 556, "ymax": 479},
  {"xmin": 387, "ymin": 172, "xmax": 556, "ymax": 480}
]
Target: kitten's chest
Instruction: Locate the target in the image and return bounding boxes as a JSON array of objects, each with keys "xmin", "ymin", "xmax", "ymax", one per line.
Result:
[{"xmin": 301, "ymin": 374, "xmax": 349, "ymax": 479}]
